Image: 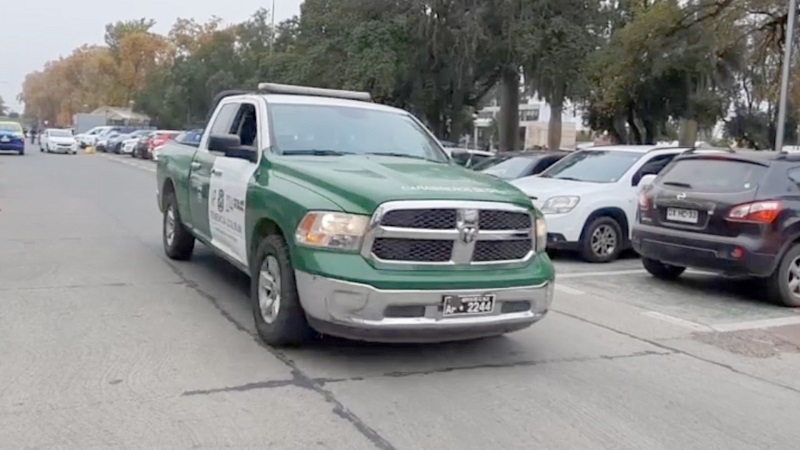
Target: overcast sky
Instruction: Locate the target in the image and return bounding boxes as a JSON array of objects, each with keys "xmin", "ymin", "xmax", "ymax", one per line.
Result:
[{"xmin": 0, "ymin": 0, "xmax": 302, "ymax": 112}]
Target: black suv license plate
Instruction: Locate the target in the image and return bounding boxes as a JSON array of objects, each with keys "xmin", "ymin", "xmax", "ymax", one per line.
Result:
[{"xmin": 442, "ymin": 294, "xmax": 495, "ymax": 316}]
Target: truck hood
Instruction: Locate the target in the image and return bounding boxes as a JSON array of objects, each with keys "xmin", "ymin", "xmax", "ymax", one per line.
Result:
[{"xmin": 272, "ymin": 155, "xmax": 532, "ymax": 214}]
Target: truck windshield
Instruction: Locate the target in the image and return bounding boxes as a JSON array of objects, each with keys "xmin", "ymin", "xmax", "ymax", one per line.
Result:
[
  {"xmin": 539, "ymin": 150, "xmax": 642, "ymax": 183},
  {"xmin": 269, "ymin": 104, "xmax": 448, "ymax": 162}
]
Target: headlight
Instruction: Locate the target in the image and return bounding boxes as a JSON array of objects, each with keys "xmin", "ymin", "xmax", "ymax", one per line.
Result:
[
  {"xmin": 534, "ymin": 217, "xmax": 547, "ymax": 251},
  {"xmin": 13, "ymin": 132, "xmax": 24, "ymax": 138},
  {"xmin": 295, "ymin": 211, "xmax": 370, "ymax": 251},
  {"xmin": 541, "ymin": 195, "xmax": 580, "ymax": 214}
]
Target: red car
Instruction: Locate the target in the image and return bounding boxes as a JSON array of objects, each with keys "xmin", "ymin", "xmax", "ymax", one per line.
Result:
[{"xmin": 140, "ymin": 130, "xmax": 180, "ymax": 160}]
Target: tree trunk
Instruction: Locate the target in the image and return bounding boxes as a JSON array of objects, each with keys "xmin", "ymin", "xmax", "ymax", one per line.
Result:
[
  {"xmin": 498, "ymin": 66, "xmax": 520, "ymax": 152},
  {"xmin": 678, "ymin": 119, "xmax": 698, "ymax": 147},
  {"xmin": 626, "ymin": 105, "xmax": 642, "ymax": 144},
  {"xmin": 643, "ymin": 119, "xmax": 656, "ymax": 144},
  {"xmin": 548, "ymin": 97, "xmax": 563, "ymax": 151}
]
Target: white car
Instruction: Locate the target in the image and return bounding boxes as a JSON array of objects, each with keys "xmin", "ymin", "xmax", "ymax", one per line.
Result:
[
  {"xmin": 40, "ymin": 128, "xmax": 78, "ymax": 154},
  {"xmin": 75, "ymin": 126, "xmax": 112, "ymax": 148},
  {"xmin": 511, "ymin": 145, "xmax": 694, "ymax": 262}
]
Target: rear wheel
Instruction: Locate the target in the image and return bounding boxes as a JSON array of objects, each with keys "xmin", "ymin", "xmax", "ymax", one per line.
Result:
[
  {"xmin": 162, "ymin": 193, "xmax": 195, "ymax": 260},
  {"xmin": 766, "ymin": 244, "xmax": 800, "ymax": 307},
  {"xmin": 580, "ymin": 216, "xmax": 623, "ymax": 263},
  {"xmin": 642, "ymin": 257, "xmax": 685, "ymax": 280},
  {"xmin": 251, "ymin": 234, "xmax": 313, "ymax": 347}
]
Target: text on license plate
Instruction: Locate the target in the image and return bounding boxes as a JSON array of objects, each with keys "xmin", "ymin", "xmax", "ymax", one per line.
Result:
[
  {"xmin": 666, "ymin": 208, "xmax": 698, "ymax": 223},
  {"xmin": 442, "ymin": 294, "xmax": 495, "ymax": 316}
]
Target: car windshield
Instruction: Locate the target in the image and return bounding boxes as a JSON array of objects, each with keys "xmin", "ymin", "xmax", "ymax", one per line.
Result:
[
  {"xmin": 270, "ymin": 104, "xmax": 447, "ymax": 161},
  {"xmin": 49, "ymin": 129, "xmax": 72, "ymax": 137},
  {"xmin": 0, "ymin": 122, "xmax": 22, "ymax": 132},
  {"xmin": 539, "ymin": 150, "xmax": 642, "ymax": 183},
  {"xmin": 478, "ymin": 156, "xmax": 537, "ymax": 179}
]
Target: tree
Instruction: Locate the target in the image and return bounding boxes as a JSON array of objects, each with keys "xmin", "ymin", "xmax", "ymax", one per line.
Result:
[{"xmin": 105, "ymin": 19, "xmax": 156, "ymax": 53}]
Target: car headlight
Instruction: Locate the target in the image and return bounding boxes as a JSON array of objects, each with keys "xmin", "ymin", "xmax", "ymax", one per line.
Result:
[
  {"xmin": 13, "ymin": 132, "xmax": 24, "ymax": 139},
  {"xmin": 541, "ymin": 195, "xmax": 580, "ymax": 214},
  {"xmin": 295, "ymin": 212, "xmax": 370, "ymax": 251},
  {"xmin": 534, "ymin": 216, "xmax": 547, "ymax": 251}
]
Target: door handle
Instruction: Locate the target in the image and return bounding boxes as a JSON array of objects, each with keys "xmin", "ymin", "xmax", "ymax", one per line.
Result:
[
  {"xmin": 211, "ymin": 168, "xmax": 223, "ymax": 176},
  {"xmin": 190, "ymin": 162, "xmax": 201, "ymax": 169}
]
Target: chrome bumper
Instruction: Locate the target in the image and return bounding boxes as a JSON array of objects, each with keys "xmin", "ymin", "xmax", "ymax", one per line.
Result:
[{"xmin": 296, "ymin": 270, "xmax": 554, "ymax": 343}]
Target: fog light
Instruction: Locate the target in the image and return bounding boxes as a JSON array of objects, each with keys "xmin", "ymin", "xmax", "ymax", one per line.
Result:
[{"xmin": 731, "ymin": 247, "xmax": 744, "ymax": 259}]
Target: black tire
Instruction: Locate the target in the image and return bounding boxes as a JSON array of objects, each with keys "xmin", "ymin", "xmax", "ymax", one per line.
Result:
[
  {"xmin": 642, "ymin": 257, "xmax": 686, "ymax": 280},
  {"xmin": 580, "ymin": 216, "xmax": 624, "ymax": 263},
  {"xmin": 162, "ymin": 193, "xmax": 195, "ymax": 260},
  {"xmin": 251, "ymin": 234, "xmax": 313, "ymax": 347},
  {"xmin": 766, "ymin": 244, "xmax": 800, "ymax": 307}
]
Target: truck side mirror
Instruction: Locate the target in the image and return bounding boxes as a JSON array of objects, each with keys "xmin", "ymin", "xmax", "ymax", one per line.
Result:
[{"xmin": 208, "ymin": 134, "xmax": 240, "ymax": 153}]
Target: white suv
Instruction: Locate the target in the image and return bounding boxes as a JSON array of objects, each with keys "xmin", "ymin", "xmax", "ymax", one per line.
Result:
[{"xmin": 511, "ymin": 145, "xmax": 691, "ymax": 262}]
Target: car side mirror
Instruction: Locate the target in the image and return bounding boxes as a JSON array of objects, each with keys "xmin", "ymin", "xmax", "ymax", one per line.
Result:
[
  {"xmin": 208, "ymin": 134, "xmax": 240, "ymax": 153},
  {"xmin": 638, "ymin": 174, "xmax": 657, "ymax": 190}
]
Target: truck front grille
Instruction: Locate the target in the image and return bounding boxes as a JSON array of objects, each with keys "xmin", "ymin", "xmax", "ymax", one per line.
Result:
[{"xmin": 361, "ymin": 201, "xmax": 536, "ymax": 265}]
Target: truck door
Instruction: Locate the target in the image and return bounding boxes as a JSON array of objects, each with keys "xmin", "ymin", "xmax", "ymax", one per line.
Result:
[
  {"xmin": 188, "ymin": 103, "xmax": 239, "ymax": 242},
  {"xmin": 207, "ymin": 101, "xmax": 263, "ymax": 266}
]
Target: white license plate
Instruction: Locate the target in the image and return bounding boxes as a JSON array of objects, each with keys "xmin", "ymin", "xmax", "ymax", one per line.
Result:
[
  {"xmin": 442, "ymin": 294, "xmax": 495, "ymax": 316},
  {"xmin": 0, "ymin": 137, "xmax": 9, "ymax": 142},
  {"xmin": 666, "ymin": 208, "xmax": 698, "ymax": 223}
]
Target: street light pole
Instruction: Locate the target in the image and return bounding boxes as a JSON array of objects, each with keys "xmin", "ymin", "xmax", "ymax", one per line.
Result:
[
  {"xmin": 775, "ymin": 0, "xmax": 798, "ymax": 151},
  {"xmin": 269, "ymin": 0, "xmax": 276, "ymax": 56}
]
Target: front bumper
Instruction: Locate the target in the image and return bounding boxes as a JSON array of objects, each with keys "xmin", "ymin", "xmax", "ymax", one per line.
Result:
[
  {"xmin": 541, "ymin": 212, "xmax": 583, "ymax": 247},
  {"xmin": 0, "ymin": 141, "xmax": 24, "ymax": 151},
  {"xmin": 296, "ymin": 270, "xmax": 554, "ymax": 343}
]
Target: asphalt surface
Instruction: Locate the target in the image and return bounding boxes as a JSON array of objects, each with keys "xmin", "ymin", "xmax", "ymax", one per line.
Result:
[{"xmin": 2, "ymin": 145, "xmax": 800, "ymax": 449}]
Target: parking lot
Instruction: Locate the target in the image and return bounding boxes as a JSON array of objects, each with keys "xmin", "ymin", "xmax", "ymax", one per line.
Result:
[{"xmin": 2, "ymin": 147, "xmax": 800, "ymax": 449}]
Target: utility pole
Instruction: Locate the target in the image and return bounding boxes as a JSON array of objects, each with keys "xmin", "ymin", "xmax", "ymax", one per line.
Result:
[
  {"xmin": 269, "ymin": 0, "xmax": 276, "ymax": 56},
  {"xmin": 775, "ymin": 0, "xmax": 798, "ymax": 151}
]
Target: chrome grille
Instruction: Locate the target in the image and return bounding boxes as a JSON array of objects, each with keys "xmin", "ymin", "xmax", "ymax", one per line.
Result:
[{"xmin": 361, "ymin": 200, "xmax": 536, "ymax": 266}]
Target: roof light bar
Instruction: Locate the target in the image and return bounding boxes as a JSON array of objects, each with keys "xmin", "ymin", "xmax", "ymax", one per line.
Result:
[{"xmin": 257, "ymin": 83, "xmax": 372, "ymax": 102}]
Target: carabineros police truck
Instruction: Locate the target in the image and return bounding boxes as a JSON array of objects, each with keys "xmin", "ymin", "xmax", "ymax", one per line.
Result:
[{"xmin": 155, "ymin": 83, "xmax": 555, "ymax": 347}]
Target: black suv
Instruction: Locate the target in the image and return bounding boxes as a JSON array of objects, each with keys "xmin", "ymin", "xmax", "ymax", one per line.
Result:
[{"xmin": 632, "ymin": 149, "xmax": 800, "ymax": 306}]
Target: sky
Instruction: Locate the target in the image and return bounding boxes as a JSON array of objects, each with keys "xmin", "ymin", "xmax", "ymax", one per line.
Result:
[{"xmin": 0, "ymin": 0, "xmax": 302, "ymax": 112}]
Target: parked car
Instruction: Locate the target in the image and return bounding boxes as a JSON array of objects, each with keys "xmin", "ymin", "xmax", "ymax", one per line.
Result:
[
  {"xmin": 96, "ymin": 131, "xmax": 122, "ymax": 152},
  {"xmin": 76, "ymin": 126, "xmax": 114, "ymax": 148},
  {"xmin": 173, "ymin": 129, "xmax": 203, "ymax": 147},
  {"xmin": 120, "ymin": 130, "xmax": 153, "ymax": 154},
  {"xmin": 444, "ymin": 148, "xmax": 495, "ymax": 168},
  {"xmin": 472, "ymin": 150, "xmax": 569, "ymax": 180},
  {"xmin": 155, "ymin": 83, "xmax": 553, "ymax": 347},
  {"xmin": 512, "ymin": 145, "xmax": 704, "ymax": 263},
  {"xmin": 0, "ymin": 121, "xmax": 26, "ymax": 155},
  {"xmin": 149, "ymin": 130, "xmax": 181, "ymax": 160},
  {"xmin": 111, "ymin": 129, "xmax": 151, "ymax": 154},
  {"xmin": 633, "ymin": 149, "xmax": 800, "ymax": 306},
  {"xmin": 40, "ymin": 128, "xmax": 77, "ymax": 154}
]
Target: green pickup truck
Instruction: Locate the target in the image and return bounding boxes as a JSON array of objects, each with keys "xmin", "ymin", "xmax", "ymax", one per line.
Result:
[{"xmin": 156, "ymin": 83, "xmax": 555, "ymax": 347}]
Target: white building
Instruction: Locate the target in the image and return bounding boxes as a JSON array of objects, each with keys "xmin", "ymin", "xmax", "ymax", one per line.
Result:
[{"xmin": 474, "ymin": 95, "xmax": 584, "ymax": 150}]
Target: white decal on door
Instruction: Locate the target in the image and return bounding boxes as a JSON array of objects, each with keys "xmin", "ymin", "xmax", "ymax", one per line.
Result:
[{"xmin": 208, "ymin": 157, "xmax": 256, "ymax": 264}]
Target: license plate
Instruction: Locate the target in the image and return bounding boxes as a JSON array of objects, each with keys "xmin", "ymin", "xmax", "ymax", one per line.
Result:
[
  {"xmin": 666, "ymin": 208, "xmax": 698, "ymax": 223},
  {"xmin": 0, "ymin": 137, "xmax": 8, "ymax": 142},
  {"xmin": 442, "ymin": 294, "xmax": 495, "ymax": 316}
]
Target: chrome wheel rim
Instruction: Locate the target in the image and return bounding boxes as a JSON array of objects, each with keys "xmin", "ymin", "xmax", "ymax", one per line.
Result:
[
  {"xmin": 591, "ymin": 224, "xmax": 617, "ymax": 256},
  {"xmin": 258, "ymin": 256, "xmax": 282, "ymax": 324},
  {"xmin": 165, "ymin": 206, "xmax": 176, "ymax": 246},
  {"xmin": 788, "ymin": 257, "xmax": 800, "ymax": 299}
]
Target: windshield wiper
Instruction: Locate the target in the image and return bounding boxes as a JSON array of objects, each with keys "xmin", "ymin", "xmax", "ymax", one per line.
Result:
[
  {"xmin": 663, "ymin": 181, "xmax": 692, "ymax": 188},
  {"xmin": 553, "ymin": 176, "xmax": 584, "ymax": 182},
  {"xmin": 282, "ymin": 149, "xmax": 353, "ymax": 156},
  {"xmin": 364, "ymin": 152, "xmax": 441, "ymax": 162}
]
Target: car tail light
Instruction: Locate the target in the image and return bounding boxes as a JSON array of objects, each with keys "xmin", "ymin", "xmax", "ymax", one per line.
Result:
[{"xmin": 726, "ymin": 200, "xmax": 782, "ymax": 223}]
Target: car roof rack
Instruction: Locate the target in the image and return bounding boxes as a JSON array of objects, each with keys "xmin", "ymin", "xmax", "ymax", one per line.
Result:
[{"xmin": 257, "ymin": 83, "xmax": 372, "ymax": 102}]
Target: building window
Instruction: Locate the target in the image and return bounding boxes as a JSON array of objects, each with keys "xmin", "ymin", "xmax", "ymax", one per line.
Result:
[{"xmin": 519, "ymin": 109, "xmax": 540, "ymax": 122}]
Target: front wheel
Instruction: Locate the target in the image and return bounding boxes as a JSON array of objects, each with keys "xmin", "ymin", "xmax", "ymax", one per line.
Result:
[
  {"xmin": 642, "ymin": 257, "xmax": 685, "ymax": 280},
  {"xmin": 162, "ymin": 193, "xmax": 195, "ymax": 260},
  {"xmin": 580, "ymin": 216, "xmax": 623, "ymax": 263},
  {"xmin": 251, "ymin": 235, "xmax": 314, "ymax": 347}
]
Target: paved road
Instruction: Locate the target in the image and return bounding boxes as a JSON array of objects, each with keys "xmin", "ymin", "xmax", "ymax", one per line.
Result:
[{"xmin": 2, "ymin": 147, "xmax": 800, "ymax": 449}]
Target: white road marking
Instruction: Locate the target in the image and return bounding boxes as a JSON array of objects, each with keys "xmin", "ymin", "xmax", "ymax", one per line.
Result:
[
  {"xmin": 641, "ymin": 311, "xmax": 714, "ymax": 332},
  {"xmin": 554, "ymin": 284, "xmax": 585, "ymax": 295},
  {"xmin": 711, "ymin": 315, "xmax": 800, "ymax": 332},
  {"xmin": 101, "ymin": 154, "xmax": 156, "ymax": 173},
  {"xmin": 558, "ymin": 269, "xmax": 647, "ymax": 279}
]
